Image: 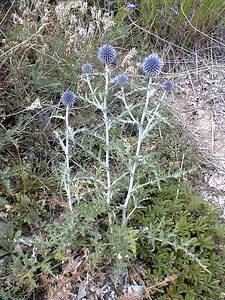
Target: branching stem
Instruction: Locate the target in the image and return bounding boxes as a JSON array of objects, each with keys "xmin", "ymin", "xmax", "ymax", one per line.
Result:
[
  {"xmin": 122, "ymin": 78, "xmax": 152, "ymax": 226},
  {"xmin": 104, "ymin": 65, "xmax": 111, "ymax": 205},
  {"xmin": 121, "ymin": 87, "xmax": 137, "ymax": 124},
  {"xmin": 65, "ymin": 105, "xmax": 73, "ymax": 212}
]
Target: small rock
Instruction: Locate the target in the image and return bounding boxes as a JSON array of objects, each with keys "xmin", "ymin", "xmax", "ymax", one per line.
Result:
[
  {"xmin": 208, "ymin": 174, "xmax": 225, "ymax": 191},
  {"xmin": 127, "ymin": 285, "xmax": 144, "ymax": 296}
]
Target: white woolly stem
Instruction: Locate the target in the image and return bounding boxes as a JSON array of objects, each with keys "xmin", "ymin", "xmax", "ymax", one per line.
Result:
[
  {"xmin": 86, "ymin": 78, "xmax": 102, "ymax": 109},
  {"xmin": 121, "ymin": 87, "xmax": 137, "ymax": 124},
  {"xmin": 104, "ymin": 65, "xmax": 111, "ymax": 206},
  {"xmin": 122, "ymin": 77, "xmax": 152, "ymax": 227},
  {"xmin": 65, "ymin": 105, "xmax": 73, "ymax": 212}
]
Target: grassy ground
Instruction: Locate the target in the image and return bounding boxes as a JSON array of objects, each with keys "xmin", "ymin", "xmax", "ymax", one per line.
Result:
[{"xmin": 0, "ymin": 1, "xmax": 225, "ymax": 299}]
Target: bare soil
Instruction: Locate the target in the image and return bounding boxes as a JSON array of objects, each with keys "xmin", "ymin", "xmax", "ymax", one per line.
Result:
[{"xmin": 167, "ymin": 56, "xmax": 225, "ymax": 216}]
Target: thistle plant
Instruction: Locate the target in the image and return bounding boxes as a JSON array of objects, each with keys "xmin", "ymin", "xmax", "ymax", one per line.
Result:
[
  {"xmin": 163, "ymin": 79, "xmax": 174, "ymax": 92},
  {"xmin": 66, "ymin": 47, "xmax": 188, "ymax": 229},
  {"xmin": 126, "ymin": 2, "xmax": 137, "ymax": 11},
  {"xmin": 82, "ymin": 63, "xmax": 93, "ymax": 75},
  {"xmin": 55, "ymin": 90, "xmax": 77, "ymax": 212},
  {"xmin": 115, "ymin": 74, "xmax": 129, "ymax": 86},
  {"xmin": 97, "ymin": 44, "xmax": 117, "ymax": 65},
  {"xmin": 141, "ymin": 53, "xmax": 164, "ymax": 77},
  {"xmin": 97, "ymin": 45, "xmax": 117, "ymax": 207},
  {"xmin": 121, "ymin": 53, "xmax": 165, "ymax": 226},
  {"xmin": 77, "ymin": 45, "xmax": 117, "ymax": 216},
  {"xmin": 77, "ymin": 47, "xmax": 178, "ymax": 228},
  {"xmin": 61, "ymin": 90, "xmax": 77, "ymax": 107}
]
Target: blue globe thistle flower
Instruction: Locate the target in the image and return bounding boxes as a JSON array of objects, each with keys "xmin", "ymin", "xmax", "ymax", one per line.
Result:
[
  {"xmin": 163, "ymin": 80, "xmax": 174, "ymax": 92},
  {"xmin": 126, "ymin": 2, "xmax": 136, "ymax": 11},
  {"xmin": 82, "ymin": 63, "xmax": 93, "ymax": 74},
  {"xmin": 60, "ymin": 90, "xmax": 77, "ymax": 106},
  {"xmin": 97, "ymin": 45, "xmax": 116, "ymax": 64},
  {"xmin": 142, "ymin": 53, "xmax": 163, "ymax": 77},
  {"xmin": 116, "ymin": 74, "xmax": 129, "ymax": 86}
]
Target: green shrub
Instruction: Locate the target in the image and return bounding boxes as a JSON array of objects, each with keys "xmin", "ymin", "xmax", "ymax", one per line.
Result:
[{"xmin": 132, "ymin": 182, "xmax": 225, "ymax": 299}]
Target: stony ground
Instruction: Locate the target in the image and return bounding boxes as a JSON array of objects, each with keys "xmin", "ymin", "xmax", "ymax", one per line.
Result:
[{"xmin": 166, "ymin": 49, "xmax": 225, "ymax": 216}]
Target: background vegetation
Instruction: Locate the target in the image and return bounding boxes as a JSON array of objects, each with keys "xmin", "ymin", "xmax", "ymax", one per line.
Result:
[
  {"xmin": 89, "ymin": 0, "xmax": 225, "ymax": 48},
  {"xmin": 0, "ymin": 0, "xmax": 224, "ymax": 299}
]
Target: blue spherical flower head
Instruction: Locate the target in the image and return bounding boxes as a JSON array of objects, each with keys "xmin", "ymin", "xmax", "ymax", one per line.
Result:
[
  {"xmin": 60, "ymin": 90, "xmax": 77, "ymax": 106},
  {"xmin": 163, "ymin": 80, "xmax": 174, "ymax": 92},
  {"xmin": 82, "ymin": 63, "xmax": 93, "ymax": 74},
  {"xmin": 97, "ymin": 45, "xmax": 116, "ymax": 64},
  {"xmin": 142, "ymin": 53, "xmax": 163, "ymax": 77},
  {"xmin": 126, "ymin": 2, "xmax": 136, "ymax": 11},
  {"xmin": 116, "ymin": 74, "xmax": 129, "ymax": 86}
]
